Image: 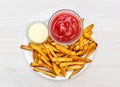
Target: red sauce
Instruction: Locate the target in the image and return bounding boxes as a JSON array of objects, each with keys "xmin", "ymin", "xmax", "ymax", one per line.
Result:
[{"xmin": 49, "ymin": 10, "xmax": 82, "ymax": 43}]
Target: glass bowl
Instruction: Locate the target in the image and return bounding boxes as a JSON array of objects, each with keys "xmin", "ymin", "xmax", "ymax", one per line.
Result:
[{"xmin": 48, "ymin": 9, "xmax": 83, "ymax": 45}]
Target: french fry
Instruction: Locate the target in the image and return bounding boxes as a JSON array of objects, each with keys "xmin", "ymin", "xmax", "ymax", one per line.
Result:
[
  {"xmin": 53, "ymin": 44, "xmax": 76, "ymax": 55},
  {"xmin": 38, "ymin": 59, "xmax": 54, "ymax": 73},
  {"xmin": 82, "ymin": 43, "xmax": 89, "ymax": 55},
  {"xmin": 77, "ymin": 58, "xmax": 92, "ymax": 63},
  {"xmin": 55, "ymin": 62, "xmax": 61, "ymax": 66},
  {"xmin": 69, "ymin": 66, "xmax": 84, "ymax": 79},
  {"xmin": 60, "ymin": 62, "xmax": 85, "ymax": 67},
  {"xmin": 83, "ymin": 39, "xmax": 89, "ymax": 46},
  {"xmin": 79, "ymin": 36, "xmax": 84, "ymax": 51},
  {"xmin": 21, "ymin": 45, "xmax": 33, "ymax": 51},
  {"xmin": 84, "ymin": 32, "xmax": 94, "ymax": 41},
  {"xmin": 86, "ymin": 43, "xmax": 97, "ymax": 54},
  {"xmin": 30, "ymin": 62, "xmax": 40, "ymax": 67},
  {"xmin": 74, "ymin": 45, "xmax": 80, "ymax": 51},
  {"xmin": 56, "ymin": 53, "xmax": 65, "ymax": 57},
  {"xmin": 52, "ymin": 58, "xmax": 73, "ymax": 62},
  {"xmin": 46, "ymin": 43, "xmax": 59, "ymax": 52},
  {"xmin": 60, "ymin": 67, "xmax": 66, "ymax": 76},
  {"xmin": 63, "ymin": 54, "xmax": 69, "ymax": 58},
  {"xmin": 69, "ymin": 42, "xmax": 76, "ymax": 50},
  {"xmin": 77, "ymin": 43, "xmax": 89, "ymax": 55},
  {"xmin": 29, "ymin": 43, "xmax": 50, "ymax": 61},
  {"xmin": 83, "ymin": 24, "xmax": 94, "ymax": 33},
  {"xmin": 33, "ymin": 50, "xmax": 39, "ymax": 63},
  {"xmin": 38, "ymin": 54, "xmax": 52, "ymax": 67},
  {"xmin": 44, "ymin": 44, "xmax": 57, "ymax": 57},
  {"xmin": 46, "ymin": 48, "xmax": 53, "ymax": 60},
  {"xmin": 75, "ymin": 42, "xmax": 79, "ymax": 46},
  {"xmin": 33, "ymin": 67, "xmax": 56, "ymax": 78},
  {"xmin": 40, "ymin": 44, "xmax": 48, "ymax": 54},
  {"xmin": 67, "ymin": 65, "xmax": 83, "ymax": 71},
  {"xmin": 53, "ymin": 62, "xmax": 61, "ymax": 76},
  {"xmin": 85, "ymin": 47, "xmax": 96, "ymax": 59},
  {"xmin": 50, "ymin": 42, "xmax": 57, "ymax": 45},
  {"xmin": 51, "ymin": 42, "xmax": 69, "ymax": 49},
  {"xmin": 47, "ymin": 36, "xmax": 53, "ymax": 43},
  {"xmin": 71, "ymin": 57, "xmax": 92, "ymax": 63},
  {"xmin": 87, "ymin": 31, "xmax": 93, "ymax": 36}
]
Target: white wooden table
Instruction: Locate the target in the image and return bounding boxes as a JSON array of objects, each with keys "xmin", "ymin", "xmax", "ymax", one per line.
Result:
[{"xmin": 0, "ymin": 0, "xmax": 120, "ymax": 87}]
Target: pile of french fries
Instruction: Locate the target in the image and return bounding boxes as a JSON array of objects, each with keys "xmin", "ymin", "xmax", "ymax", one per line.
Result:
[{"xmin": 21, "ymin": 19, "xmax": 97, "ymax": 79}]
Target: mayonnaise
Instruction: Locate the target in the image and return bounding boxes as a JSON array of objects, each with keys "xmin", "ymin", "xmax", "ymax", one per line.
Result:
[{"xmin": 28, "ymin": 22, "xmax": 48, "ymax": 43}]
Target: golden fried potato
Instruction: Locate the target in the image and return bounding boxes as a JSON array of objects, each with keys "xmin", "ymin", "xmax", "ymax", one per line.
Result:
[
  {"xmin": 47, "ymin": 36, "xmax": 53, "ymax": 43},
  {"xmin": 60, "ymin": 67, "xmax": 66, "ymax": 76},
  {"xmin": 21, "ymin": 45, "xmax": 33, "ymax": 51},
  {"xmin": 69, "ymin": 66, "xmax": 84, "ymax": 79},
  {"xmin": 87, "ymin": 31, "xmax": 93, "ymax": 36},
  {"xmin": 83, "ymin": 24, "xmax": 94, "ymax": 33},
  {"xmin": 86, "ymin": 43, "xmax": 97, "ymax": 54},
  {"xmin": 79, "ymin": 36, "xmax": 84, "ymax": 51},
  {"xmin": 38, "ymin": 59, "xmax": 54, "ymax": 73},
  {"xmin": 59, "ymin": 62, "xmax": 85, "ymax": 67},
  {"xmin": 53, "ymin": 62, "xmax": 62, "ymax": 76},
  {"xmin": 33, "ymin": 50, "xmax": 39, "ymax": 63},
  {"xmin": 84, "ymin": 32, "xmax": 94, "ymax": 41},
  {"xmin": 33, "ymin": 67, "xmax": 56, "ymax": 78},
  {"xmin": 30, "ymin": 62, "xmax": 40, "ymax": 67},
  {"xmin": 85, "ymin": 47, "xmax": 96, "ymax": 59},
  {"xmin": 67, "ymin": 65, "xmax": 83, "ymax": 71},
  {"xmin": 29, "ymin": 43, "xmax": 50, "ymax": 61},
  {"xmin": 77, "ymin": 43, "xmax": 89, "ymax": 56},
  {"xmin": 74, "ymin": 45, "xmax": 80, "ymax": 51},
  {"xmin": 44, "ymin": 44, "xmax": 57, "ymax": 57},
  {"xmin": 52, "ymin": 58, "xmax": 73, "ymax": 62},
  {"xmin": 38, "ymin": 54, "xmax": 52, "ymax": 67},
  {"xmin": 53, "ymin": 44, "xmax": 76, "ymax": 55}
]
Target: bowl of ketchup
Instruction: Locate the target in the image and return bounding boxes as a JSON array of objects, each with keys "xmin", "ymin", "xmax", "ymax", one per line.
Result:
[{"xmin": 48, "ymin": 9, "xmax": 83, "ymax": 45}]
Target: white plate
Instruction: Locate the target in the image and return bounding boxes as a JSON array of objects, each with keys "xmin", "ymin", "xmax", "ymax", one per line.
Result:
[{"xmin": 22, "ymin": 8, "xmax": 96, "ymax": 80}]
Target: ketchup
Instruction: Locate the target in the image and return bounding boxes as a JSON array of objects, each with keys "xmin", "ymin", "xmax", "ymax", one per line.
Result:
[{"xmin": 49, "ymin": 10, "xmax": 82, "ymax": 44}]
